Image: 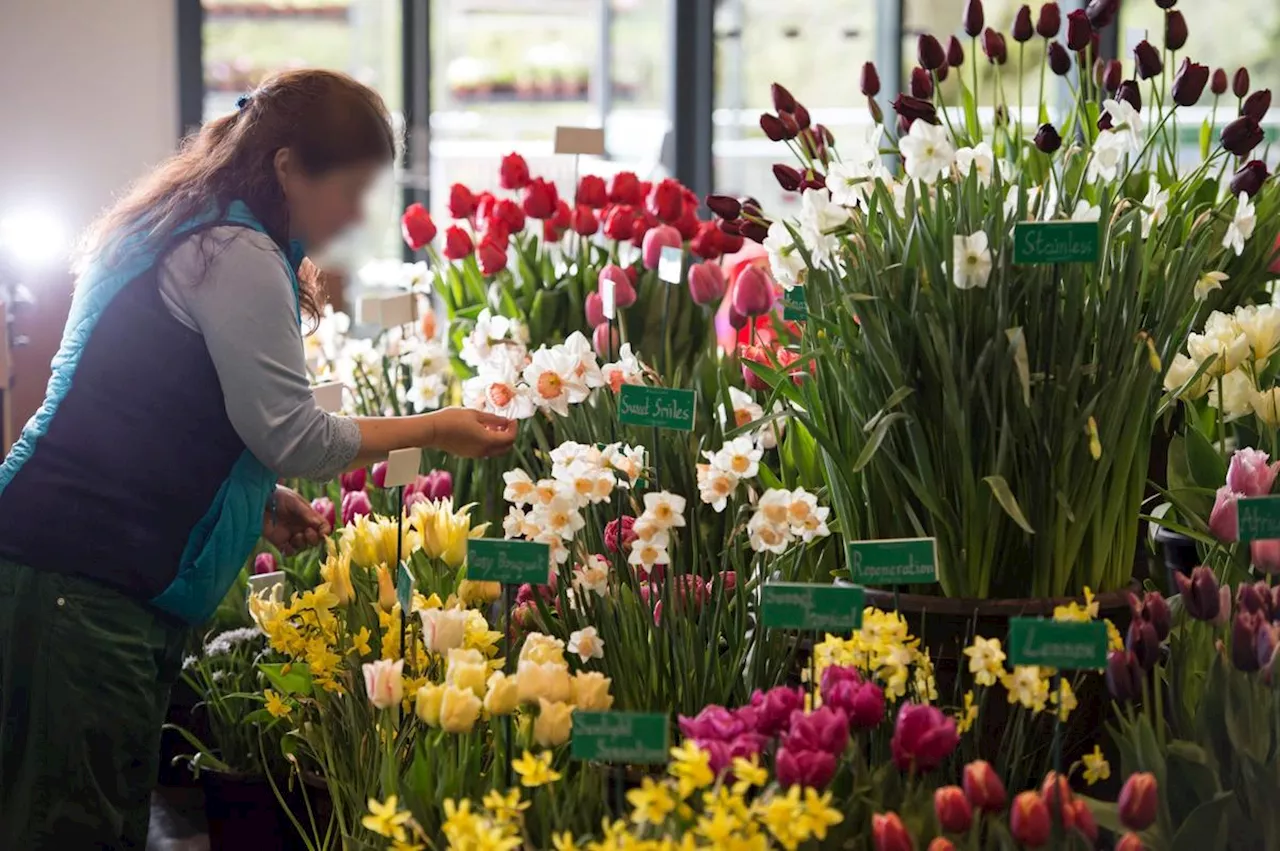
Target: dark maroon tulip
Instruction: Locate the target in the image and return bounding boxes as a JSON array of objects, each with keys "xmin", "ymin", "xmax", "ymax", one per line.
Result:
[
  {"xmin": 1172, "ymin": 59, "xmax": 1210, "ymax": 106},
  {"xmin": 1047, "ymin": 42, "xmax": 1072, "ymax": 76},
  {"xmin": 861, "ymin": 61, "xmax": 882, "ymax": 97},
  {"xmin": 1142, "ymin": 591, "xmax": 1172, "ymax": 642},
  {"xmin": 778, "ymin": 111, "xmax": 801, "ymax": 137},
  {"xmin": 1257, "ymin": 622, "xmax": 1280, "ymax": 671},
  {"xmin": 947, "ymin": 36, "xmax": 965, "ymax": 67},
  {"xmin": 1012, "ymin": 5, "xmax": 1034, "ymax": 42},
  {"xmin": 963, "ymin": 0, "xmax": 985, "ymax": 37},
  {"xmin": 1155, "ymin": 0, "xmax": 1176, "ymax": 7},
  {"xmin": 982, "ymin": 28, "xmax": 1008, "ymax": 64},
  {"xmin": 1174, "ymin": 567, "xmax": 1222, "ymax": 622},
  {"xmin": 706, "ymin": 194, "xmax": 741, "ymax": 220},
  {"xmin": 1036, "ymin": 2, "xmax": 1061, "ymax": 38},
  {"xmin": 1086, "ymin": 0, "xmax": 1119, "ymax": 30},
  {"xmin": 739, "ymin": 220, "xmax": 768, "ymax": 244},
  {"xmin": 893, "ymin": 94, "xmax": 941, "ymax": 125},
  {"xmin": 918, "ymin": 33, "xmax": 947, "ymax": 70},
  {"xmin": 1134, "ymin": 40, "xmax": 1163, "ymax": 80},
  {"xmin": 772, "ymin": 164, "xmax": 803, "ymax": 192},
  {"xmin": 1243, "ymin": 90, "xmax": 1272, "ymax": 123},
  {"xmin": 936, "ymin": 63, "xmax": 950, "ymax": 83},
  {"xmin": 1234, "ymin": 67, "xmax": 1251, "ymax": 99},
  {"xmin": 1106, "ymin": 650, "xmax": 1143, "ymax": 702},
  {"xmin": 760, "ymin": 113, "xmax": 787, "ymax": 142},
  {"xmin": 1238, "ymin": 581, "xmax": 1270, "ymax": 615},
  {"xmin": 1118, "ymin": 80, "xmax": 1143, "ymax": 111},
  {"xmin": 794, "ymin": 103, "xmax": 812, "ymax": 130},
  {"xmin": 1230, "ymin": 161, "xmax": 1270, "ymax": 198},
  {"xmin": 1233, "ymin": 612, "xmax": 1263, "ymax": 672},
  {"xmin": 1164, "ymin": 10, "xmax": 1188, "ymax": 51},
  {"xmin": 868, "ymin": 96, "xmax": 884, "ymax": 124},
  {"xmin": 1127, "ymin": 619, "xmax": 1161, "ymax": 671},
  {"xmin": 1222, "ymin": 116, "xmax": 1265, "ymax": 157},
  {"xmin": 815, "ymin": 124, "xmax": 835, "ymax": 146},
  {"xmin": 771, "ymin": 83, "xmax": 797, "ymax": 114},
  {"xmin": 910, "ymin": 67, "xmax": 934, "ymax": 99},
  {"xmin": 896, "ymin": 114, "xmax": 912, "ymax": 136},
  {"xmin": 1066, "ymin": 10, "xmax": 1091, "ymax": 50},
  {"xmin": 1212, "ymin": 68, "xmax": 1229, "ymax": 96},
  {"xmin": 1097, "ymin": 112, "xmax": 1113, "ymax": 131},
  {"xmin": 718, "ymin": 218, "xmax": 741, "ymax": 236},
  {"xmin": 1034, "ymin": 123, "xmax": 1062, "ymax": 153},
  {"xmin": 1103, "ymin": 60, "xmax": 1123, "ymax": 93}
]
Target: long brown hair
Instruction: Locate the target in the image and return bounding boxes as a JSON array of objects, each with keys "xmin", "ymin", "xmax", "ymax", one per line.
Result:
[{"xmin": 81, "ymin": 69, "xmax": 396, "ymax": 319}]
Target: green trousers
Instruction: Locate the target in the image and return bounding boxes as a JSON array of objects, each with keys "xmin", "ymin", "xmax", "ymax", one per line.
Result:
[{"xmin": 0, "ymin": 560, "xmax": 188, "ymax": 850}]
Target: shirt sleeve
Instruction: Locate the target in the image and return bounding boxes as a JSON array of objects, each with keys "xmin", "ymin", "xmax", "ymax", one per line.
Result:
[{"xmin": 158, "ymin": 226, "xmax": 362, "ymax": 481}]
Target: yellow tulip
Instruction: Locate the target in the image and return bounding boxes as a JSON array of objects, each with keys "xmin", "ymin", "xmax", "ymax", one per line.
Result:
[
  {"xmin": 439, "ymin": 684, "xmax": 482, "ymax": 734},
  {"xmin": 516, "ymin": 660, "xmax": 573, "ymax": 705},
  {"xmin": 570, "ymin": 672, "xmax": 614, "ymax": 711},
  {"xmin": 320, "ymin": 551, "xmax": 355, "ymax": 606},
  {"xmin": 483, "ymin": 672, "xmax": 519, "ymax": 716},
  {"xmin": 533, "ymin": 698, "xmax": 574, "ymax": 747},
  {"xmin": 457, "ymin": 580, "xmax": 501, "ymax": 606},
  {"xmin": 375, "ymin": 564, "xmax": 397, "ymax": 613},
  {"xmin": 415, "ymin": 684, "xmax": 444, "ymax": 726},
  {"xmin": 445, "ymin": 648, "xmax": 488, "ymax": 697}
]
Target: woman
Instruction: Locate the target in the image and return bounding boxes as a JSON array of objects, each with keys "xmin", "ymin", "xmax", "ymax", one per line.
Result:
[{"xmin": 0, "ymin": 70, "xmax": 516, "ymax": 849}]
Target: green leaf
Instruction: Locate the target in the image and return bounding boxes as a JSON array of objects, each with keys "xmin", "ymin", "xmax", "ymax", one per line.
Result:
[
  {"xmin": 960, "ymin": 78, "xmax": 981, "ymax": 142},
  {"xmin": 1170, "ymin": 791, "xmax": 1234, "ymax": 851},
  {"xmin": 259, "ymin": 662, "xmax": 313, "ymax": 697},
  {"xmin": 1184, "ymin": 426, "xmax": 1227, "ymax": 490},
  {"xmin": 1006, "ymin": 327, "xmax": 1031, "ymax": 407},
  {"xmin": 853, "ymin": 412, "xmax": 908, "ymax": 472},
  {"xmin": 1199, "ymin": 118, "xmax": 1212, "ymax": 161},
  {"xmin": 983, "ymin": 475, "xmax": 1035, "ymax": 534},
  {"xmin": 864, "ymin": 386, "xmax": 915, "ymax": 433}
]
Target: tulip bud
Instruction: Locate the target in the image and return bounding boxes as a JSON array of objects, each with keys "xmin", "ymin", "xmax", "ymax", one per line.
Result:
[
  {"xmin": 733, "ymin": 265, "xmax": 775, "ymax": 317},
  {"xmin": 1118, "ymin": 79, "xmax": 1143, "ymax": 111},
  {"xmin": 1066, "ymin": 10, "xmax": 1091, "ymax": 51},
  {"xmin": 962, "ymin": 761, "xmax": 1007, "ymax": 812},
  {"xmin": 1243, "ymin": 89, "xmax": 1272, "ymax": 122},
  {"xmin": 1034, "ymin": 123, "xmax": 1063, "ymax": 154},
  {"xmin": 1222, "ymin": 116, "xmax": 1265, "ymax": 157},
  {"xmin": 911, "ymin": 67, "xmax": 935, "ymax": 99},
  {"xmin": 772, "ymin": 164, "xmax": 803, "ymax": 193},
  {"xmin": 1106, "ymin": 649, "xmax": 1143, "ymax": 701},
  {"xmin": 1118, "ymin": 772, "xmax": 1158, "ymax": 831},
  {"xmin": 760, "ymin": 113, "xmax": 788, "ymax": 142},
  {"xmin": 1072, "ymin": 799, "xmax": 1099, "ymax": 843},
  {"xmin": 1212, "ymin": 68, "xmax": 1229, "ymax": 96},
  {"xmin": 1134, "ymin": 40, "xmax": 1163, "ymax": 80},
  {"xmin": 1172, "ymin": 59, "xmax": 1210, "ymax": 106},
  {"xmin": 962, "ymin": 0, "xmax": 985, "ymax": 37},
  {"xmin": 1117, "ymin": 834, "xmax": 1146, "ymax": 851},
  {"xmin": 861, "ymin": 61, "xmax": 882, "ymax": 97},
  {"xmin": 571, "ymin": 205, "xmax": 599, "ymax": 237},
  {"xmin": 982, "ymin": 28, "xmax": 1007, "ymax": 64},
  {"xmin": 1047, "ymin": 42, "xmax": 1072, "ymax": 77},
  {"xmin": 584, "ymin": 291, "xmax": 606, "ymax": 328},
  {"xmin": 641, "ymin": 224, "xmax": 682, "ymax": 271},
  {"xmin": 1175, "ymin": 566, "xmax": 1222, "ymax": 622},
  {"xmin": 771, "ymin": 83, "xmax": 797, "ymax": 114},
  {"xmin": 1086, "ymin": 0, "xmax": 1119, "ymax": 30},
  {"xmin": 1240, "ymin": 580, "xmax": 1271, "ymax": 615},
  {"xmin": 1257, "ymin": 621, "xmax": 1280, "ymax": 671},
  {"xmin": 1234, "ymin": 67, "xmax": 1251, "ymax": 99},
  {"xmin": 934, "ymin": 786, "xmax": 973, "ymax": 833},
  {"xmin": 1036, "ymin": 3, "xmax": 1061, "ymax": 38},
  {"xmin": 1164, "ymin": 10, "xmax": 1188, "ymax": 51},
  {"xmin": 1103, "ymin": 60, "xmax": 1123, "ymax": 93},
  {"xmin": 1146, "ymin": 591, "xmax": 1173, "ymax": 641},
  {"xmin": 1230, "ymin": 160, "xmax": 1270, "ymax": 198},
  {"xmin": 687, "ymin": 261, "xmax": 727, "ymax": 306},
  {"xmin": 1012, "ymin": 6, "xmax": 1034, "ymax": 42},
  {"xmin": 1011, "ymin": 792, "xmax": 1051, "ymax": 848},
  {"xmin": 1040, "ymin": 771, "xmax": 1074, "ymax": 827},
  {"xmin": 872, "ymin": 812, "xmax": 913, "ymax": 851},
  {"xmin": 893, "ymin": 94, "xmax": 941, "ymax": 125},
  {"xmin": 1233, "ymin": 611, "xmax": 1263, "ymax": 671},
  {"xmin": 946, "ymin": 36, "xmax": 965, "ymax": 68},
  {"xmin": 706, "ymin": 194, "xmax": 742, "ymax": 220},
  {"xmin": 918, "ymin": 33, "xmax": 947, "ymax": 71},
  {"xmin": 792, "ymin": 103, "xmax": 812, "ymax": 131},
  {"xmin": 310, "ymin": 496, "xmax": 335, "ymax": 528},
  {"xmin": 1127, "ymin": 618, "xmax": 1161, "ymax": 671},
  {"xmin": 253, "ymin": 551, "xmax": 277, "ymax": 575},
  {"xmin": 498, "ymin": 152, "xmax": 531, "ymax": 190},
  {"xmin": 928, "ymin": 840, "xmax": 956, "ymax": 851},
  {"xmin": 400, "ymin": 202, "xmax": 437, "ymax": 251}
]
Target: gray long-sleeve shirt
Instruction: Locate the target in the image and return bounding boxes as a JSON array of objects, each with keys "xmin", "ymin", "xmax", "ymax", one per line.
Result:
[{"xmin": 158, "ymin": 227, "xmax": 362, "ymax": 481}]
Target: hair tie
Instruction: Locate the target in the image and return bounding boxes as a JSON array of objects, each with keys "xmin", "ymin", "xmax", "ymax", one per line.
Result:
[{"xmin": 236, "ymin": 94, "xmax": 253, "ymax": 110}]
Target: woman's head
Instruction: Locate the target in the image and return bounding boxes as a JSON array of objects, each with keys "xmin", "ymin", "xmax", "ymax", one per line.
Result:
[{"xmin": 84, "ymin": 70, "xmax": 395, "ymax": 310}]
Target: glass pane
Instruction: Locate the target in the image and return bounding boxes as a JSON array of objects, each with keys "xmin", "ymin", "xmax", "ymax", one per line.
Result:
[
  {"xmin": 713, "ymin": 1, "xmax": 878, "ymax": 212},
  {"xmin": 201, "ymin": 0, "xmax": 404, "ymax": 270}
]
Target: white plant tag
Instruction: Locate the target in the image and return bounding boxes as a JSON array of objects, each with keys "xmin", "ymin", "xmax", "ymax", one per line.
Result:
[
  {"xmin": 658, "ymin": 246, "xmax": 684, "ymax": 284},
  {"xmin": 312, "ymin": 381, "xmax": 345, "ymax": 413},
  {"xmin": 600, "ymin": 278, "xmax": 616, "ymax": 320},
  {"xmin": 384, "ymin": 447, "xmax": 421, "ymax": 488},
  {"xmin": 554, "ymin": 126, "xmax": 606, "ymax": 156}
]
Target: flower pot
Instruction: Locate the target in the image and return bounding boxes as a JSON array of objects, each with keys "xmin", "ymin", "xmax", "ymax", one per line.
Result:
[
  {"xmin": 1155, "ymin": 526, "xmax": 1200, "ymax": 591},
  {"xmin": 201, "ymin": 769, "xmax": 302, "ymax": 851}
]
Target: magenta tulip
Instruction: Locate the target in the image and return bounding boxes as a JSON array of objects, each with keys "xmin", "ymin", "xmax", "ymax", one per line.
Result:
[
  {"xmin": 310, "ymin": 496, "xmax": 336, "ymax": 528},
  {"xmin": 642, "ymin": 224, "xmax": 682, "ymax": 270},
  {"xmin": 890, "ymin": 703, "xmax": 959, "ymax": 771},
  {"xmin": 776, "ymin": 746, "xmax": 837, "ymax": 789},
  {"xmin": 253, "ymin": 552, "xmax": 277, "ymax": 575},
  {"xmin": 688, "ymin": 260, "xmax": 727, "ymax": 306},
  {"xmin": 341, "ymin": 489, "xmax": 372, "ymax": 525},
  {"xmin": 732, "ymin": 265, "xmax": 775, "ymax": 317}
]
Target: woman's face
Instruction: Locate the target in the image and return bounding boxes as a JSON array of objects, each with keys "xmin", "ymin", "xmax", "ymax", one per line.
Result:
[{"xmin": 276, "ymin": 152, "xmax": 385, "ymax": 252}]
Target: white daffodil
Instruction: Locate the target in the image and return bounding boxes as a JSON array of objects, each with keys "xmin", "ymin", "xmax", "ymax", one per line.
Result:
[
  {"xmin": 892, "ymin": 180, "xmax": 912, "ymax": 218},
  {"xmin": 568, "ymin": 627, "xmax": 605, "ymax": 662},
  {"xmin": 900, "ymin": 121, "xmax": 957, "ymax": 184},
  {"xmin": 502, "ymin": 506, "xmax": 534, "ymax": 539},
  {"xmin": 955, "ymin": 142, "xmax": 995, "ymax": 187},
  {"xmin": 1140, "ymin": 183, "xmax": 1170, "ymax": 239},
  {"xmin": 641, "ymin": 491, "xmax": 687, "ymax": 530},
  {"xmin": 462, "ymin": 360, "xmax": 534, "ymax": 420},
  {"xmin": 601, "ymin": 443, "xmax": 646, "ymax": 488},
  {"xmin": 574, "ymin": 555, "xmax": 610, "ymax": 597},
  {"xmin": 842, "ymin": 123, "xmax": 884, "ymax": 168},
  {"xmin": 1101, "ymin": 98, "xmax": 1143, "ymax": 151},
  {"xmin": 697, "ymin": 464, "xmax": 740, "ymax": 513},
  {"xmin": 800, "ymin": 187, "xmax": 851, "ymax": 232},
  {"xmin": 601, "ymin": 343, "xmax": 644, "ymax": 393},
  {"xmin": 711, "ymin": 435, "xmax": 763, "ymax": 479},
  {"xmin": 1194, "ymin": 270, "xmax": 1229, "ymax": 301},
  {"xmin": 502, "ymin": 469, "xmax": 535, "ymax": 506},
  {"xmin": 747, "ymin": 511, "xmax": 792, "ymax": 555},
  {"xmin": 953, "ymin": 231, "xmax": 994, "ymax": 290},
  {"xmin": 756, "ymin": 488, "xmax": 793, "ymax": 527},
  {"xmin": 1071, "ymin": 200, "xmax": 1102, "ymax": 222},
  {"xmin": 550, "ymin": 440, "xmax": 594, "ymax": 473},
  {"xmin": 827, "ymin": 160, "xmax": 891, "ymax": 209},
  {"xmin": 1224, "ymin": 193, "xmax": 1256, "ymax": 256},
  {"xmin": 628, "ymin": 537, "xmax": 669, "ymax": 575},
  {"xmin": 538, "ymin": 492, "xmax": 586, "ymax": 542},
  {"xmin": 408, "ymin": 373, "xmax": 447, "ymax": 410},
  {"xmin": 531, "ymin": 530, "xmax": 570, "ymax": 567},
  {"xmin": 560, "ymin": 331, "xmax": 605, "ymax": 390},
  {"xmin": 1004, "ymin": 185, "xmax": 1043, "ymax": 221},
  {"xmin": 557, "ymin": 459, "xmax": 614, "ymax": 506},
  {"xmin": 523, "ymin": 345, "xmax": 590, "ymax": 417},
  {"xmin": 764, "ymin": 220, "xmax": 806, "ymax": 288},
  {"xmin": 1086, "ymin": 131, "xmax": 1128, "ymax": 183}
]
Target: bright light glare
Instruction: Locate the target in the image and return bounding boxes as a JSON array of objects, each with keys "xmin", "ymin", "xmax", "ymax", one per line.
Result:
[{"xmin": 0, "ymin": 208, "xmax": 68, "ymax": 271}]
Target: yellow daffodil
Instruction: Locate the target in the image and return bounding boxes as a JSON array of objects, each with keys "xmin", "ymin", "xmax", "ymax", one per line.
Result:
[
  {"xmin": 482, "ymin": 788, "xmax": 529, "ymax": 823},
  {"xmin": 627, "ymin": 776, "xmax": 678, "ymax": 826},
  {"xmin": 1003, "ymin": 665, "xmax": 1050, "ymax": 713},
  {"xmin": 755, "ymin": 787, "xmax": 811, "ymax": 851},
  {"xmin": 1050, "ymin": 678, "xmax": 1078, "ymax": 722},
  {"xmin": 730, "ymin": 755, "xmax": 768, "ymax": 795},
  {"xmin": 362, "ymin": 796, "xmax": 410, "ymax": 841},
  {"xmin": 668, "ymin": 742, "xmax": 714, "ymax": 799},
  {"xmin": 956, "ymin": 691, "xmax": 978, "ymax": 734},
  {"xmin": 963, "ymin": 636, "xmax": 1006, "ymax": 687},
  {"xmin": 552, "ymin": 832, "xmax": 582, "ymax": 851},
  {"xmin": 390, "ymin": 841, "xmax": 424, "ymax": 851},
  {"xmin": 511, "ymin": 750, "xmax": 562, "ymax": 788},
  {"xmin": 1106, "ymin": 618, "xmax": 1124, "ymax": 651},
  {"xmin": 263, "ymin": 689, "xmax": 290, "ymax": 719},
  {"xmin": 800, "ymin": 788, "xmax": 844, "ymax": 842},
  {"xmin": 352, "ymin": 626, "xmax": 372, "ymax": 657},
  {"xmin": 1081, "ymin": 745, "xmax": 1111, "ymax": 785}
]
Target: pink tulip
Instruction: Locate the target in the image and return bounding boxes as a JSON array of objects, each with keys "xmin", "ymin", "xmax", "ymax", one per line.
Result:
[
  {"xmin": 253, "ymin": 552, "xmax": 278, "ymax": 575},
  {"xmin": 1254, "ymin": 540, "xmax": 1280, "ymax": 574},
  {"xmin": 340, "ymin": 468, "xmax": 367, "ymax": 492},
  {"xmin": 679, "ymin": 705, "xmax": 748, "ymax": 741},
  {"xmin": 642, "ymin": 224, "xmax": 683, "ymax": 270},
  {"xmin": 890, "ymin": 703, "xmax": 959, "ymax": 771},
  {"xmin": 598, "ymin": 264, "xmax": 637, "ymax": 309},
  {"xmin": 688, "ymin": 261, "xmax": 727, "ymax": 306},
  {"xmin": 1209, "ymin": 486, "xmax": 1241, "ymax": 542},
  {"xmin": 731, "ymin": 265, "xmax": 776, "ymax": 317},
  {"xmin": 604, "ymin": 516, "xmax": 637, "ymax": 553},
  {"xmin": 593, "ymin": 322, "xmax": 621, "ymax": 358},
  {"xmin": 828, "ymin": 679, "xmax": 886, "ymax": 730},
  {"xmin": 371, "ymin": 461, "xmax": 388, "ymax": 488},
  {"xmin": 1227, "ymin": 448, "xmax": 1280, "ymax": 497},
  {"xmin": 311, "ymin": 497, "xmax": 336, "ymax": 528},
  {"xmin": 421, "ymin": 470, "xmax": 453, "ymax": 501},
  {"xmin": 341, "ymin": 489, "xmax": 373, "ymax": 525},
  {"xmin": 776, "ymin": 746, "xmax": 837, "ymax": 788},
  {"xmin": 585, "ymin": 291, "xmax": 606, "ymax": 328},
  {"xmin": 750, "ymin": 686, "xmax": 805, "ymax": 737},
  {"xmin": 784, "ymin": 706, "xmax": 850, "ymax": 755}
]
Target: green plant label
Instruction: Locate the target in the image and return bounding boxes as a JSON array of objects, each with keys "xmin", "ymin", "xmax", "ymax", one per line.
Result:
[
  {"xmin": 396, "ymin": 563, "xmax": 414, "ymax": 611},
  {"xmin": 658, "ymin": 246, "xmax": 684, "ymax": 284},
  {"xmin": 848, "ymin": 538, "xmax": 937, "ymax": 585},
  {"xmin": 618, "ymin": 385, "xmax": 696, "ymax": 431},
  {"xmin": 783, "ymin": 286, "xmax": 808, "ymax": 321},
  {"xmin": 760, "ymin": 582, "xmax": 865, "ymax": 631},
  {"xmin": 571, "ymin": 712, "xmax": 669, "ymax": 763},
  {"xmin": 466, "ymin": 539, "xmax": 550, "ymax": 585},
  {"xmin": 1012, "ymin": 221, "xmax": 1101, "ymax": 265},
  {"xmin": 1237, "ymin": 496, "xmax": 1280, "ymax": 542},
  {"xmin": 1008, "ymin": 618, "xmax": 1107, "ymax": 669}
]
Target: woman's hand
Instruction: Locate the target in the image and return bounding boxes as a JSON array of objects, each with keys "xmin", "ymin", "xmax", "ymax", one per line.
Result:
[
  {"xmin": 263, "ymin": 486, "xmax": 332, "ymax": 555},
  {"xmin": 426, "ymin": 407, "xmax": 519, "ymax": 458}
]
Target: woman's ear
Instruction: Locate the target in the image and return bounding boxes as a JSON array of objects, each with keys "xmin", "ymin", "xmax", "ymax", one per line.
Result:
[{"xmin": 273, "ymin": 147, "xmax": 293, "ymax": 192}]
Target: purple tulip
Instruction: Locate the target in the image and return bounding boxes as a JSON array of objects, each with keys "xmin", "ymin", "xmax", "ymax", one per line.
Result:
[
  {"xmin": 1233, "ymin": 611, "xmax": 1263, "ymax": 671},
  {"xmin": 890, "ymin": 703, "xmax": 959, "ymax": 771},
  {"xmin": 750, "ymin": 686, "xmax": 805, "ymax": 737},
  {"xmin": 1106, "ymin": 650, "xmax": 1142, "ymax": 701},
  {"xmin": 1175, "ymin": 566, "xmax": 1222, "ymax": 622},
  {"xmin": 340, "ymin": 468, "xmax": 367, "ymax": 493},
  {"xmin": 784, "ymin": 706, "xmax": 850, "ymax": 755}
]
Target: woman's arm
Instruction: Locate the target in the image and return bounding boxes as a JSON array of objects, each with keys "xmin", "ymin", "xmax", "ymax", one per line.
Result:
[{"xmin": 345, "ymin": 408, "xmax": 518, "ymax": 470}]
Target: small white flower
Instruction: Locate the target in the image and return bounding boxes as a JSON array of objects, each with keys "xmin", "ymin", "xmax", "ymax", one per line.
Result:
[
  {"xmin": 533, "ymin": 531, "xmax": 570, "ymax": 567},
  {"xmin": 628, "ymin": 538, "xmax": 669, "ymax": 575},
  {"xmin": 827, "ymin": 160, "xmax": 891, "ymax": 209},
  {"xmin": 640, "ymin": 491, "xmax": 687, "ymax": 530},
  {"xmin": 747, "ymin": 511, "xmax": 792, "ymax": 554},
  {"xmin": 955, "ymin": 142, "xmax": 995, "ymax": 186},
  {"xmin": 1004, "ymin": 185, "xmax": 1043, "ymax": 221},
  {"xmin": 892, "ymin": 180, "xmax": 912, "ymax": 218},
  {"xmin": 1141, "ymin": 183, "xmax": 1170, "ymax": 239},
  {"xmin": 1102, "ymin": 98, "xmax": 1143, "ymax": 152},
  {"xmin": 568, "ymin": 627, "xmax": 605, "ymax": 662},
  {"xmin": 408, "ymin": 373, "xmax": 447, "ymax": 411},
  {"xmin": 601, "ymin": 343, "xmax": 645, "ymax": 393},
  {"xmin": 953, "ymin": 231, "xmax": 994, "ymax": 290},
  {"xmin": 1194, "ymin": 270, "xmax": 1229, "ymax": 301},
  {"xmin": 535, "ymin": 493, "xmax": 586, "ymax": 541},
  {"xmin": 764, "ymin": 221, "xmax": 806, "ymax": 289},
  {"xmin": 550, "ymin": 441, "xmax": 593, "ymax": 472},
  {"xmin": 697, "ymin": 464, "xmax": 741, "ymax": 513},
  {"xmin": 799, "ymin": 187, "xmax": 851, "ymax": 232},
  {"xmin": 899, "ymin": 121, "xmax": 956, "ymax": 184},
  {"xmin": 523, "ymin": 346, "xmax": 590, "ymax": 417},
  {"xmin": 756, "ymin": 489, "xmax": 793, "ymax": 527},
  {"xmin": 711, "ymin": 435, "xmax": 763, "ymax": 479},
  {"xmin": 556, "ymin": 458, "xmax": 613, "ymax": 506},
  {"xmin": 529, "ymin": 478, "xmax": 562, "ymax": 508},
  {"xmin": 503, "ymin": 506, "xmax": 531, "ymax": 539},
  {"xmin": 602, "ymin": 443, "xmax": 646, "ymax": 487},
  {"xmin": 1071, "ymin": 200, "xmax": 1102, "ymax": 222},
  {"xmin": 840, "ymin": 123, "xmax": 884, "ymax": 168},
  {"xmin": 560, "ymin": 331, "xmax": 605, "ymax": 390},
  {"xmin": 1086, "ymin": 131, "xmax": 1128, "ymax": 183},
  {"xmin": 503, "ymin": 469, "xmax": 535, "ymax": 506},
  {"xmin": 574, "ymin": 555, "xmax": 610, "ymax": 597},
  {"xmin": 462, "ymin": 360, "xmax": 534, "ymax": 420},
  {"xmin": 1224, "ymin": 193, "xmax": 1257, "ymax": 256}
]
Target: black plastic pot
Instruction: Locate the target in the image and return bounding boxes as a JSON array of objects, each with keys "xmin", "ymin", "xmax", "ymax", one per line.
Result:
[
  {"xmin": 202, "ymin": 770, "xmax": 309, "ymax": 851},
  {"xmin": 1154, "ymin": 525, "xmax": 1200, "ymax": 592}
]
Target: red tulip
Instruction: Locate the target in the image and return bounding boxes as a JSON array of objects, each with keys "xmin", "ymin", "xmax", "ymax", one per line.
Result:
[
  {"xmin": 629, "ymin": 211, "xmax": 655, "ymax": 248},
  {"xmin": 602, "ymin": 205, "xmax": 634, "ymax": 241},
  {"xmin": 442, "ymin": 225, "xmax": 473, "ymax": 261},
  {"xmin": 521, "ymin": 177, "xmax": 559, "ymax": 219},
  {"xmin": 609, "ymin": 171, "xmax": 643, "ymax": 206},
  {"xmin": 400, "ymin": 203, "xmax": 436, "ymax": 250},
  {"xmin": 576, "ymin": 174, "xmax": 608, "ymax": 208},
  {"xmin": 1040, "ymin": 771, "xmax": 1075, "ymax": 827},
  {"xmin": 872, "ymin": 812, "xmax": 914, "ymax": 851},
  {"xmin": 341, "ymin": 489, "xmax": 372, "ymax": 525},
  {"xmin": 1118, "ymin": 772, "xmax": 1158, "ymax": 830},
  {"xmin": 739, "ymin": 344, "xmax": 772, "ymax": 391},
  {"xmin": 775, "ymin": 746, "xmax": 837, "ymax": 789},
  {"xmin": 689, "ymin": 221, "xmax": 723, "ymax": 260},
  {"xmin": 310, "ymin": 496, "xmax": 335, "ymax": 528},
  {"xmin": 499, "ymin": 152, "xmax": 531, "ymax": 190},
  {"xmin": 674, "ymin": 205, "xmax": 700, "ymax": 242},
  {"xmin": 934, "ymin": 786, "xmax": 972, "ymax": 833},
  {"xmin": 647, "ymin": 178, "xmax": 685, "ymax": 223},
  {"xmin": 1036, "ymin": 3, "xmax": 1061, "ymax": 38},
  {"xmin": 642, "ymin": 224, "xmax": 682, "ymax": 271},
  {"xmin": 927, "ymin": 840, "xmax": 955, "ymax": 851},
  {"xmin": 1071, "ymin": 799, "xmax": 1098, "ymax": 842},
  {"xmin": 688, "ymin": 261, "xmax": 727, "ymax": 306},
  {"xmin": 1117, "ymin": 834, "xmax": 1146, "ymax": 851},
  {"xmin": 962, "ymin": 761, "xmax": 1007, "ymax": 812},
  {"xmin": 571, "ymin": 204, "xmax": 599, "ymax": 237},
  {"xmin": 1066, "ymin": 9, "xmax": 1091, "ymax": 50},
  {"xmin": 478, "ymin": 235, "xmax": 507, "ymax": 276},
  {"xmin": 1011, "ymin": 793, "xmax": 1051, "ymax": 848},
  {"xmin": 447, "ymin": 184, "xmax": 477, "ymax": 219},
  {"xmin": 490, "ymin": 198, "xmax": 526, "ymax": 235},
  {"xmin": 544, "ymin": 199, "xmax": 572, "ymax": 241}
]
